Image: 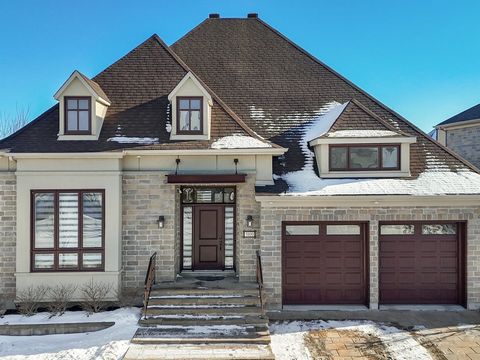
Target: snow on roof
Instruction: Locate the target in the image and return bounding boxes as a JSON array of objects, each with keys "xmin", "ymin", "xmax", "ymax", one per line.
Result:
[
  {"xmin": 210, "ymin": 135, "xmax": 271, "ymax": 149},
  {"xmin": 325, "ymin": 130, "xmax": 400, "ymax": 138},
  {"xmin": 304, "ymin": 102, "xmax": 347, "ymax": 142},
  {"xmin": 280, "ymin": 170, "xmax": 480, "ymax": 196},
  {"xmin": 107, "ymin": 137, "xmax": 159, "ymax": 145}
]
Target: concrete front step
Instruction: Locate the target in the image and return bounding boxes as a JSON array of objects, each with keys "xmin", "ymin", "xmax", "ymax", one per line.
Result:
[
  {"xmin": 144, "ymin": 304, "xmax": 263, "ymax": 316},
  {"xmin": 147, "ymin": 296, "xmax": 260, "ymax": 306},
  {"xmin": 139, "ymin": 315, "xmax": 268, "ymax": 327},
  {"xmin": 131, "ymin": 326, "xmax": 270, "ymax": 345},
  {"xmin": 124, "ymin": 343, "xmax": 275, "ymax": 360},
  {"xmin": 149, "ymin": 288, "xmax": 259, "ymax": 297}
]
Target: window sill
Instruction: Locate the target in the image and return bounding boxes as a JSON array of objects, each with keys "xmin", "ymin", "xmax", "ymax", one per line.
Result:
[{"xmin": 57, "ymin": 134, "xmax": 98, "ymax": 141}]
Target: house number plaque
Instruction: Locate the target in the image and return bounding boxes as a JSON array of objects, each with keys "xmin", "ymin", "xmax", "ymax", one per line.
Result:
[{"xmin": 243, "ymin": 230, "xmax": 256, "ymax": 238}]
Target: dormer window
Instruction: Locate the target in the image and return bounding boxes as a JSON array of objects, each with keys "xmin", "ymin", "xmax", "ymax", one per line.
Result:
[
  {"xmin": 177, "ymin": 97, "xmax": 203, "ymax": 134},
  {"xmin": 329, "ymin": 144, "xmax": 400, "ymax": 171},
  {"xmin": 65, "ymin": 97, "xmax": 91, "ymax": 134}
]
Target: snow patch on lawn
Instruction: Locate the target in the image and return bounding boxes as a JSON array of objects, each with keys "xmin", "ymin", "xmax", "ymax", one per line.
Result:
[
  {"xmin": 210, "ymin": 135, "xmax": 271, "ymax": 149},
  {"xmin": 0, "ymin": 307, "xmax": 140, "ymax": 359},
  {"xmin": 107, "ymin": 137, "xmax": 159, "ymax": 145},
  {"xmin": 270, "ymin": 320, "xmax": 432, "ymax": 360}
]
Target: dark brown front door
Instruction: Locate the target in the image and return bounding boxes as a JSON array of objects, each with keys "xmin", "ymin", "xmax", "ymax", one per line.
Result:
[
  {"xmin": 193, "ymin": 205, "xmax": 225, "ymax": 270},
  {"xmin": 379, "ymin": 221, "xmax": 465, "ymax": 305},
  {"xmin": 282, "ymin": 222, "xmax": 368, "ymax": 305}
]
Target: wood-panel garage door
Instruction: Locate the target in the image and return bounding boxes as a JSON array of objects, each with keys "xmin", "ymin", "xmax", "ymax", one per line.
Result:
[
  {"xmin": 379, "ymin": 222, "xmax": 465, "ymax": 305},
  {"xmin": 282, "ymin": 222, "xmax": 368, "ymax": 305}
]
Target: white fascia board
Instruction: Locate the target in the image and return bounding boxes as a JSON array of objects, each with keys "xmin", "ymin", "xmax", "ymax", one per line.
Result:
[
  {"xmin": 124, "ymin": 148, "xmax": 288, "ymax": 156},
  {"xmin": 168, "ymin": 72, "xmax": 213, "ymax": 105},
  {"xmin": 255, "ymin": 194, "xmax": 480, "ymax": 207},
  {"xmin": 309, "ymin": 136, "xmax": 416, "ymax": 146},
  {"xmin": 0, "ymin": 152, "xmax": 124, "ymax": 159},
  {"xmin": 436, "ymin": 118, "xmax": 480, "ymax": 130}
]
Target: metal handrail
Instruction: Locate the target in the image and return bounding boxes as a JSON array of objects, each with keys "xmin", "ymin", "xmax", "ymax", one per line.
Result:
[
  {"xmin": 256, "ymin": 250, "xmax": 265, "ymax": 313},
  {"xmin": 143, "ymin": 252, "xmax": 157, "ymax": 319}
]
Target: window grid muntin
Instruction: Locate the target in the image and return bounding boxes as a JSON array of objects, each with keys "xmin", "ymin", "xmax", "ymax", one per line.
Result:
[
  {"xmin": 329, "ymin": 144, "xmax": 401, "ymax": 171},
  {"xmin": 64, "ymin": 97, "xmax": 91, "ymax": 134},
  {"xmin": 176, "ymin": 96, "xmax": 203, "ymax": 134},
  {"xmin": 31, "ymin": 190, "xmax": 105, "ymax": 272}
]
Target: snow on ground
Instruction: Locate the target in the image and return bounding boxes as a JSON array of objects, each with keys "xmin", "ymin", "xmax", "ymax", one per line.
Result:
[
  {"xmin": 107, "ymin": 137, "xmax": 159, "ymax": 144},
  {"xmin": 210, "ymin": 135, "xmax": 271, "ymax": 149},
  {"xmin": 325, "ymin": 129, "xmax": 399, "ymax": 137},
  {"xmin": 270, "ymin": 320, "xmax": 432, "ymax": 360},
  {"xmin": 0, "ymin": 307, "xmax": 140, "ymax": 360}
]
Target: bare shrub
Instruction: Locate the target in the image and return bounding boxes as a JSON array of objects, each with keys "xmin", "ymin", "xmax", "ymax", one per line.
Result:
[
  {"xmin": 47, "ymin": 284, "xmax": 77, "ymax": 315},
  {"xmin": 16, "ymin": 285, "xmax": 49, "ymax": 316},
  {"xmin": 80, "ymin": 279, "xmax": 113, "ymax": 313}
]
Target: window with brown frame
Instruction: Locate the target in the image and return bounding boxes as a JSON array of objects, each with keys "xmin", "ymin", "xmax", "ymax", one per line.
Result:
[
  {"xmin": 31, "ymin": 190, "xmax": 104, "ymax": 272},
  {"xmin": 64, "ymin": 97, "xmax": 91, "ymax": 134},
  {"xmin": 177, "ymin": 97, "xmax": 203, "ymax": 134},
  {"xmin": 329, "ymin": 144, "xmax": 400, "ymax": 171}
]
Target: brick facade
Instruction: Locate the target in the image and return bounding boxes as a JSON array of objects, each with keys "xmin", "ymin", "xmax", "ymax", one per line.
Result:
[
  {"xmin": 121, "ymin": 172, "xmax": 260, "ymax": 290},
  {"xmin": 446, "ymin": 125, "xmax": 480, "ymax": 168},
  {"xmin": 259, "ymin": 205, "xmax": 480, "ymax": 310},
  {"xmin": 0, "ymin": 173, "xmax": 16, "ymax": 299}
]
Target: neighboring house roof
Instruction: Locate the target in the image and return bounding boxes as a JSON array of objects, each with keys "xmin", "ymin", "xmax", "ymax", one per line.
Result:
[
  {"xmin": 437, "ymin": 103, "xmax": 480, "ymax": 127},
  {"xmin": 0, "ymin": 35, "xmax": 271, "ymax": 153},
  {"xmin": 171, "ymin": 17, "xmax": 478, "ymax": 195}
]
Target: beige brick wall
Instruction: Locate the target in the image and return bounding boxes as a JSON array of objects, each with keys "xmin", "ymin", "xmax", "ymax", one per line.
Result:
[
  {"xmin": 121, "ymin": 173, "xmax": 260, "ymax": 289},
  {"xmin": 260, "ymin": 205, "xmax": 480, "ymax": 310},
  {"xmin": 122, "ymin": 173, "xmax": 176, "ymax": 290},
  {"xmin": 0, "ymin": 173, "xmax": 16, "ymax": 299}
]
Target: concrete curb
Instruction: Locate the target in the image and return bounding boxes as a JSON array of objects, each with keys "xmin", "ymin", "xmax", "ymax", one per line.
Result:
[{"xmin": 0, "ymin": 321, "xmax": 115, "ymax": 336}]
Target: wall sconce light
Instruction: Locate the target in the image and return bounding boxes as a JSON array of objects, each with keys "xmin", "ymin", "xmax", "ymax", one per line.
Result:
[
  {"xmin": 158, "ymin": 216, "xmax": 165, "ymax": 229},
  {"xmin": 246, "ymin": 215, "xmax": 253, "ymax": 228}
]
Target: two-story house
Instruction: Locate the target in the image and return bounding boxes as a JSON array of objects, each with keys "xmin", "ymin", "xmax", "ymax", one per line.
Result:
[{"xmin": 1, "ymin": 14, "xmax": 480, "ymax": 312}]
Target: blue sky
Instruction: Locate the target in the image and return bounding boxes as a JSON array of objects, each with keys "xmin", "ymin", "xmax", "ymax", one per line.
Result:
[{"xmin": 0, "ymin": 0, "xmax": 478, "ymax": 132}]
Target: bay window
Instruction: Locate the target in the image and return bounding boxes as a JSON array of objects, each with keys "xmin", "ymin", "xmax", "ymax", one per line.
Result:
[
  {"xmin": 329, "ymin": 144, "xmax": 400, "ymax": 171},
  {"xmin": 32, "ymin": 190, "xmax": 104, "ymax": 271}
]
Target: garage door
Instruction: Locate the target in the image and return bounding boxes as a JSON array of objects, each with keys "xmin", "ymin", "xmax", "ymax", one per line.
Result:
[
  {"xmin": 379, "ymin": 222, "xmax": 465, "ymax": 305},
  {"xmin": 282, "ymin": 222, "xmax": 368, "ymax": 305}
]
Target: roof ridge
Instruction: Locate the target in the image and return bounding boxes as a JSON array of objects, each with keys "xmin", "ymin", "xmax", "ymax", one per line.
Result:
[{"xmin": 254, "ymin": 18, "xmax": 479, "ymax": 173}]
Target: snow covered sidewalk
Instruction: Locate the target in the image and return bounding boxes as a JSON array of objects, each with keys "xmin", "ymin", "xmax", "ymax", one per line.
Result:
[
  {"xmin": 270, "ymin": 320, "xmax": 433, "ymax": 360},
  {"xmin": 0, "ymin": 307, "xmax": 140, "ymax": 360}
]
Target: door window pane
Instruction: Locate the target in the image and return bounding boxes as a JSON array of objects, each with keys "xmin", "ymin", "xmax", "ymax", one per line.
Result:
[
  {"xmin": 34, "ymin": 253, "xmax": 54, "ymax": 269},
  {"xmin": 82, "ymin": 253, "xmax": 102, "ymax": 269},
  {"xmin": 182, "ymin": 207, "xmax": 193, "ymax": 269},
  {"xmin": 330, "ymin": 147, "xmax": 347, "ymax": 169},
  {"xmin": 59, "ymin": 193, "xmax": 78, "ymax": 248},
  {"xmin": 422, "ymin": 224, "xmax": 456, "ymax": 235},
  {"xmin": 285, "ymin": 225, "xmax": 319, "ymax": 235},
  {"xmin": 83, "ymin": 192, "xmax": 103, "ymax": 247},
  {"xmin": 382, "ymin": 146, "xmax": 398, "ymax": 168},
  {"xmin": 224, "ymin": 207, "xmax": 234, "ymax": 269},
  {"xmin": 59, "ymin": 253, "xmax": 78, "ymax": 269},
  {"xmin": 34, "ymin": 193, "xmax": 55, "ymax": 248},
  {"xmin": 350, "ymin": 147, "xmax": 378, "ymax": 169},
  {"xmin": 380, "ymin": 224, "xmax": 415, "ymax": 235},
  {"xmin": 326, "ymin": 224, "xmax": 361, "ymax": 235}
]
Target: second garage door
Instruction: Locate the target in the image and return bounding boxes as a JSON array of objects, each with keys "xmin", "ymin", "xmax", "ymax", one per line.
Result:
[
  {"xmin": 379, "ymin": 222, "xmax": 465, "ymax": 305},
  {"xmin": 282, "ymin": 222, "xmax": 368, "ymax": 305}
]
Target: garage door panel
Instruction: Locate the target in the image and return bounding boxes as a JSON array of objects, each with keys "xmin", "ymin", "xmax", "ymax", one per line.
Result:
[
  {"xmin": 379, "ymin": 221, "xmax": 463, "ymax": 305},
  {"xmin": 283, "ymin": 222, "xmax": 366, "ymax": 305}
]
